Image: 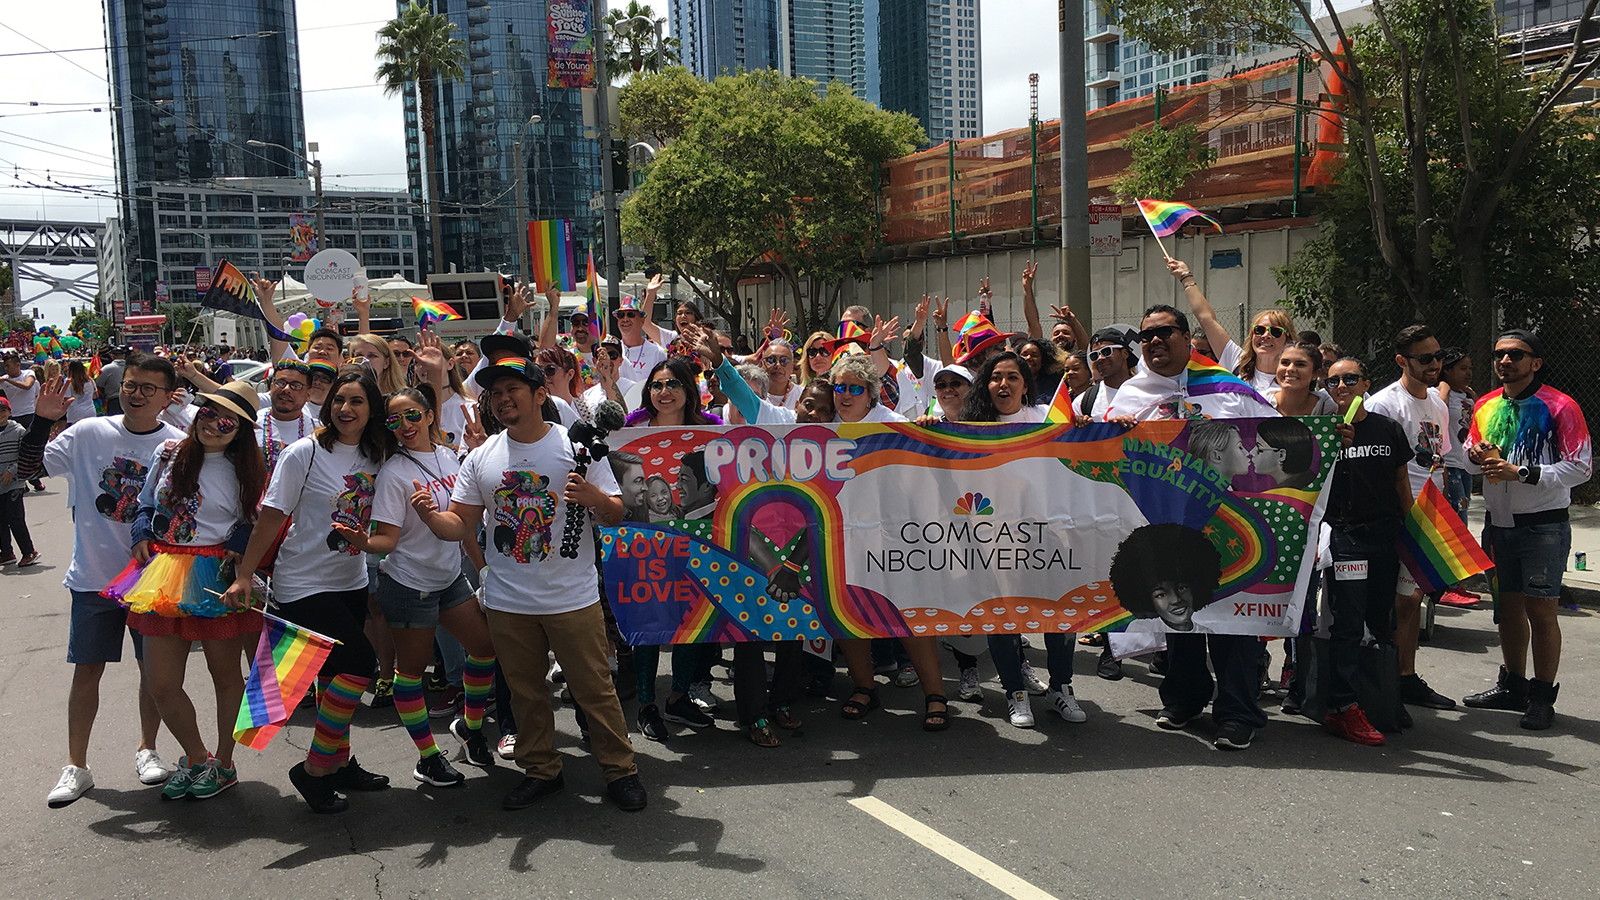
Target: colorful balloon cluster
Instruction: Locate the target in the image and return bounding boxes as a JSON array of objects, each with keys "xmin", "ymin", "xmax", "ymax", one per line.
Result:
[
  {"xmin": 284, "ymin": 313, "xmax": 322, "ymax": 356},
  {"xmin": 32, "ymin": 325, "xmax": 64, "ymax": 363}
]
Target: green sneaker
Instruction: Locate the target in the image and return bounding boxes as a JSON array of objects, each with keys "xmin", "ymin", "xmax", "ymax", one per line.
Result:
[
  {"xmin": 160, "ymin": 757, "xmax": 202, "ymax": 800},
  {"xmin": 187, "ymin": 761, "xmax": 237, "ymax": 800}
]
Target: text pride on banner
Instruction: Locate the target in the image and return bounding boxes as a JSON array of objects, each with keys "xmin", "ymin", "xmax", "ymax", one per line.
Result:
[
  {"xmin": 529, "ymin": 219, "xmax": 577, "ymax": 291},
  {"xmin": 598, "ymin": 417, "xmax": 1341, "ymax": 646},
  {"xmin": 547, "ymin": 0, "xmax": 594, "ymax": 88},
  {"xmin": 234, "ymin": 613, "xmax": 338, "ymax": 750}
]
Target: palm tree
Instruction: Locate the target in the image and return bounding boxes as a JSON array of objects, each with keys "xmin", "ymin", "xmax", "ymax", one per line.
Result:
[
  {"xmin": 375, "ymin": 1, "xmax": 467, "ymax": 275},
  {"xmin": 602, "ymin": 1, "xmax": 681, "ymax": 82}
]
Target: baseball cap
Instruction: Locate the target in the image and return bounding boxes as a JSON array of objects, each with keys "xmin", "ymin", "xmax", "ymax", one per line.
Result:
[
  {"xmin": 480, "ymin": 333, "xmax": 531, "ymax": 361},
  {"xmin": 475, "ymin": 356, "xmax": 549, "ymax": 392}
]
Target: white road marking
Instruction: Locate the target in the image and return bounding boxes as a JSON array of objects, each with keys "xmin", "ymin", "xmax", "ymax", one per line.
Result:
[{"xmin": 848, "ymin": 796, "xmax": 1061, "ymax": 900}]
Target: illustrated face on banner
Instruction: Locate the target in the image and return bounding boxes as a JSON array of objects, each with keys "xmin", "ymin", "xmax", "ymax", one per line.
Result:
[{"xmin": 1188, "ymin": 420, "xmax": 1249, "ymax": 486}]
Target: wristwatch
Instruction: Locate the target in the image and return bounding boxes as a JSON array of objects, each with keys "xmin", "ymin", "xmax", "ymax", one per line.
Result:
[{"xmin": 1517, "ymin": 465, "xmax": 1531, "ymax": 484}]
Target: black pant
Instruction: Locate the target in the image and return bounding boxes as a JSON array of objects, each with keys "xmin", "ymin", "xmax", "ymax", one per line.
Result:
[
  {"xmin": 1159, "ymin": 632, "xmax": 1270, "ymax": 728},
  {"xmin": 732, "ymin": 641, "xmax": 804, "ymax": 727},
  {"xmin": 1326, "ymin": 530, "xmax": 1399, "ymax": 709},
  {"xmin": 0, "ymin": 490, "xmax": 32, "ymax": 556},
  {"xmin": 274, "ymin": 588, "xmax": 378, "ymax": 680}
]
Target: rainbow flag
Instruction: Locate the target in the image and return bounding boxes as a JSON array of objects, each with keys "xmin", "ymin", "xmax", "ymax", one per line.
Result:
[
  {"xmin": 234, "ymin": 613, "xmax": 338, "ymax": 750},
  {"xmin": 1044, "ymin": 374, "xmax": 1077, "ymax": 424},
  {"xmin": 528, "ymin": 219, "xmax": 577, "ymax": 291},
  {"xmin": 583, "ymin": 248, "xmax": 602, "ymax": 341},
  {"xmin": 1138, "ymin": 199, "xmax": 1224, "ymax": 237},
  {"xmin": 1397, "ymin": 479, "xmax": 1494, "ymax": 592},
  {"xmin": 412, "ymin": 295, "xmax": 462, "ymax": 327},
  {"xmin": 1186, "ymin": 350, "xmax": 1268, "ymax": 402}
]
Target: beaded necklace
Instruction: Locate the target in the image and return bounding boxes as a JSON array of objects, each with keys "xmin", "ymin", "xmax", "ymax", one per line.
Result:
[{"xmin": 263, "ymin": 411, "xmax": 307, "ymax": 473}]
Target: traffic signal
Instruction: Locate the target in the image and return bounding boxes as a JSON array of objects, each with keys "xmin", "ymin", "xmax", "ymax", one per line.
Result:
[{"xmin": 609, "ymin": 139, "xmax": 629, "ymax": 192}]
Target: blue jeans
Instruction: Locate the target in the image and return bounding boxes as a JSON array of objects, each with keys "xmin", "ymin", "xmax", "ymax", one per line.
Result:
[
  {"xmin": 988, "ymin": 633, "xmax": 1073, "ymax": 693},
  {"xmin": 1444, "ymin": 467, "xmax": 1472, "ymax": 519},
  {"xmin": 634, "ymin": 644, "xmax": 700, "ymax": 705}
]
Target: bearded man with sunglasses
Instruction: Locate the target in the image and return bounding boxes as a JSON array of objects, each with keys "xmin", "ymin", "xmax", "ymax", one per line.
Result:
[
  {"xmin": 1365, "ymin": 324, "xmax": 1456, "ymax": 716},
  {"xmin": 1461, "ymin": 330, "xmax": 1591, "ymax": 730}
]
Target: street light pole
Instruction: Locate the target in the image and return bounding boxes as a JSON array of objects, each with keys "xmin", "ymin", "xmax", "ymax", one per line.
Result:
[
  {"xmin": 514, "ymin": 114, "xmax": 543, "ymax": 285},
  {"xmin": 248, "ymin": 139, "xmax": 325, "ymax": 251},
  {"xmin": 1058, "ymin": 0, "xmax": 1092, "ymax": 329},
  {"xmin": 594, "ymin": 4, "xmax": 622, "ymax": 311}
]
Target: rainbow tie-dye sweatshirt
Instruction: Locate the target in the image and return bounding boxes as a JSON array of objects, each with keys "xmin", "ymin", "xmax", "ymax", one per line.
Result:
[{"xmin": 1467, "ymin": 384, "xmax": 1592, "ymax": 527}]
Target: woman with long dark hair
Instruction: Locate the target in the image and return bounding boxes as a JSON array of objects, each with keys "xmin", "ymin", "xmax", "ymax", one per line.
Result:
[
  {"xmin": 221, "ymin": 367, "xmax": 396, "ymax": 813},
  {"xmin": 331, "ymin": 385, "xmax": 497, "ymax": 786},
  {"xmin": 1014, "ymin": 338, "xmax": 1065, "ymax": 405},
  {"xmin": 64, "ymin": 359, "xmax": 98, "ymax": 422},
  {"xmin": 105, "ymin": 382, "xmax": 268, "ymax": 800}
]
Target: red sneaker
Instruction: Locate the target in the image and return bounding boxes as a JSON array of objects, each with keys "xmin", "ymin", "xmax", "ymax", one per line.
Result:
[
  {"xmin": 1325, "ymin": 705, "xmax": 1386, "ymax": 746},
  {"xmin": 1439, "ymin": 589, "xmax": 1480, "ymax": 608}
]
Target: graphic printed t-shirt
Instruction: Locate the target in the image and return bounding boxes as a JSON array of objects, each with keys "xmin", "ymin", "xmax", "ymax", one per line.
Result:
[
  {"xmin": 1325, "ymin": 412, "xmax": 1412, "ymax": 542},
  {"xmin": 139, "ymin": 448, "xmax": 244, "ymax": 546},
  {"xmin": 261, "ymin": 438, "xmax": 380, "ymax": 604},
  {"xmin": 1366, "ymin": 381, "xmax": 1449, "ymax": 495},
  {"xmin": 617, "ymin": 339, "xmax": 668, "ymax": 385},
  {"xmin": 451, "ymin": 425, "xmax": 619, "ymax": 616},
  {"xmin": 257, "ymin": 406, "xmax": 317, "ymax": 475},
  {"xmin": 1441, "ymin": 388, "xmax": 1474, "ymax": 469},
  {"xmin": 43, "ymin": 416, "xmax": 186, "ymax": 591},
  {"xmin": 372, "ymin": 447, "xmax": 461, "ymax": 592}
]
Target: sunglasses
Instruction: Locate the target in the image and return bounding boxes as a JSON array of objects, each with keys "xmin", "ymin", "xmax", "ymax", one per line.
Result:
[
  {"xmin": 197, "ymin": 405, "xmax": 239, "ymax": 433},
  {"xmin": 1329, "ymin": 373, "xmax": 1364, "ymax": 386},
  {"xmin": 648, "ymin": 378, "xmax": 684, "ymax": 393},
  {"xmin": 615, "ymin": 311, "xmax": 643, "ymax": 319},
  {"xmin": 1492, "ymin": 348, "xmax": 1530, "ymax": 362},
  {"xmin": 833, "ymin": 383, "xmax": 867, "ymax": 396},
  {"xmin": 602, "ymin": 348, "xmax": 622, "ymax": 360},
  {"xmin": 719, "ymin": 344, "xmax": 735, "ymax": 353},
  {"xmin": 763, "ymin": 356, "xmax": 793, "ymax": 366},
  {"xmin": 1402, "ymin": 351, "xmax": 1442, "ymax": 365},
  {"xmin": 806, "ymin": 346, "xmax": 832, "ymax": 358},
  {"xmin": 384, "ymin": 408, "xmax": 426, "ymax": 430},
  {"xmin": 933, "ymin": 378, "xmax": 967, "ymax": 391},
  {"xmin": 1137, "ymin": 324, "xmax": 1184, "ymax": 343},
  {"xmin": 1088, "ymin": 346, "xmax": 1121, "ymax": 362},
  {"xmin": 541, "ymin": 364, "xmax": 562, "ymax": 377},
  {"xmin": 1252, "ymin": 324, "xmax": 1287, "ymax": 339}
]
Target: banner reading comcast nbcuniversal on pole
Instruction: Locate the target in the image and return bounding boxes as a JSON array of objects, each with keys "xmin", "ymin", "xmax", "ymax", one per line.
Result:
[{"xmin": 595, "ymin": 417, "xmax": 1340, "ymax": 646}]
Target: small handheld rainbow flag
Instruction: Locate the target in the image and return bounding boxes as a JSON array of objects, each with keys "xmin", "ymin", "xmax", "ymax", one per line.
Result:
[
  {"xmin": 1397, "ymin": 480, "xmax": 1494, "ymax": 593},
  {"xmin": 234, "ymin": 613, "xmax": 339, "ymax": 750},
  {"xmin": 583, "ymin": 248, "xmax": 602, "ymax": 341},
  {"xmin": 1138, "ymin": 199, "xmax": 1224, "ymax": 238},
  {"xmin": 529, "ymin": 219, "xmax": 577, "ymax": 291},
  {"xmin": 412, "ymin": 296, "xmax": 462, "ymax": 327},
  {"xmin": 1044, "ymin": 375, "xmax": 1077, "ymax": 424}
]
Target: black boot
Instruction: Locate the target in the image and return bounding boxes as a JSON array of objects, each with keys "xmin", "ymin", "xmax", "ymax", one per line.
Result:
[
  {"xmin": 1463, "ymin": 666, "xmax": 1530, "ymax": 711},
  {"xmin": 1520, "ymin": 679, "xmax": 1559, "ymax": 730}
]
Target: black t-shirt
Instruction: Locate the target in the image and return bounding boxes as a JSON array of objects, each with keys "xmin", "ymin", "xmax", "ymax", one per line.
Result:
[{"xmin": 1326, "ymin": 412, "xmax": 1412, "ymax": 541}]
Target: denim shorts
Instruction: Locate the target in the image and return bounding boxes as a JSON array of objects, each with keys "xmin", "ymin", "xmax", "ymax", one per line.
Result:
[
  {"xmin": 1484, "ymin": 521, "xmax": 1571, "ymax": 599},
  {"xmin": 373, "ymin": 571, "xmax": 474, "ymax": 629},
  {"xmin": 68, "ymin": 590, "xmax": 144, "ymax": 665}
]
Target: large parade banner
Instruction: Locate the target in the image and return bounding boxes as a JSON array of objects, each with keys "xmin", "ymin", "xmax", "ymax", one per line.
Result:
[
  {"xmin": 599, "ymin": 417, "xmax": 1341, "ymax": 646},
  {"xmin": 547, "ymin": 0, "xmax": 595, "ymax": 88}
]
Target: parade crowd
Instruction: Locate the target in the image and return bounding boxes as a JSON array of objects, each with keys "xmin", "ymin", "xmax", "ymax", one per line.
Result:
[{"xmin": 18, "ymin": 258, "xmax": 1589, "ymax": 815}]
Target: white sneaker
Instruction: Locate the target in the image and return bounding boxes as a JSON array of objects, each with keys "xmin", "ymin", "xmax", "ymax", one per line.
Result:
[
  {"xmin": 688, "ymin": 681, "xmax": 720, "ymax": 712},
  {"xmin": 1045, "ymin": 686, "xmax": 1088, "ymax": 723},
  {"xmin": 48, "ymin": 765, "xmax": 94, "ymax": 808},
  {"xmin": 134, "ymin": 748, "xmax": 172, "ymax": 785},
  {"xmin": 956, "ymin": 667, "xmax": 983, "ymax": 701},
  {"xmin": 1006, "ymin": 690, "xmax": 1035, "ymax": 728},
  {"xmin": 1020, "ymin": 659, "xmax": 1048, "ymax": 695},
  {"xmin": 548, "ymin": 660, "xmax": 565, "ymax": 684}
]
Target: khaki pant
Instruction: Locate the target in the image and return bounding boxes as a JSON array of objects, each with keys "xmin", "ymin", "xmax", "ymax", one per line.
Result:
[{"xmin": 486, "ymin": 602, "xmax": 637, "ymax": 782}]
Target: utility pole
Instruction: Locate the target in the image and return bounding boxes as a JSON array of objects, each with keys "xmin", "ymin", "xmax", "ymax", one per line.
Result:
[
  {"xmin": 310, "ymin": 145, "xmax": 325, "ymax": 251},
  {"xmin": 594, "ymin": 2, "xmax": 622, "ymax": 312},
  {"xmin": 1058, "ymin": 0, "xmax": 1092, "ymax": 329}
]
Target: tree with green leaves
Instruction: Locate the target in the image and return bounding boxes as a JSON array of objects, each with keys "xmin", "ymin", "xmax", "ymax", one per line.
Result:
[
  {"xmin": 159, "ymin": 304, "xmax": 201, "ymax": 346},
  {"xmin": 618, "ymin": 65, "xmax": 704, "ymax": 147},
  {"xmin": 621, "ymin": 70, "xmax": 922, "ymax": 335},
  {"xmin": 1112, "ymin": 0, "xmax": 1600, "ymax": 374},
  {"xmin": 602, "ymin": 2, "xmax": 681, "ymax": 83},
  {"xmin": 1111, "ymin": 119, "xmax": 1218, "ymax": 201},
  {"xmin": 376, "ymin": 1, "xmax": 468, "ymax": 275},
  {"xmin": 69, "ymin": 309, "xmax": 114, "ymax": 342}
]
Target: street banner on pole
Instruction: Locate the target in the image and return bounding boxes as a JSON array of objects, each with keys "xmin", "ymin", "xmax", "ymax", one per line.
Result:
[
  {"xmin": 289, "ymin": 213, "xmax": 317, "ymax": 261},
  {"xmin": 548, "ymin": 0, "xmax": 595, "ymax": 88}
]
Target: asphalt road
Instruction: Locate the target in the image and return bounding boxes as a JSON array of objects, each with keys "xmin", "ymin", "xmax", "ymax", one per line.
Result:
[{"xmin": 5, "ymin": 475, "xmax": 1599, "ymax": 900}]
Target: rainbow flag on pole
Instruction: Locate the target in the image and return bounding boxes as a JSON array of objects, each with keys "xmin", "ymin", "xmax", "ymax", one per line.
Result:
[
  {"xmin": 1397, "ymin": 480, "xmax": 1494, "ymax": 592},
  {"xmin": 412, "ymin": 296, "xmax": 463, "ymax": 327},
  {"xmin": 584, "ymin": 247, "xmax": 602, "ymax": 341},
  {"xmin": 528, "ymin": 219, "xmax": 577, "ymax": 291},
  {"xmin": 1137, "ymin": 199, "xmax": 1224, "ymax": 237},
  {"xmin": 234, "ymin": 613, "xmax": 339, "ymax": 750}
]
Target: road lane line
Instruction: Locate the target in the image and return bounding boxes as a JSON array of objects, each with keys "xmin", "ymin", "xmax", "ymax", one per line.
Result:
[{"xmin": 848, "ymin": 796, "xmax": 1061, "ymax": 900}]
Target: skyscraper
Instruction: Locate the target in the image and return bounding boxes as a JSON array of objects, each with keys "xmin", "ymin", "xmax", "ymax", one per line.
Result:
[
  {"xmin": 671, "ymin": 0, "xmax": 783, "ymax": 81},
  {"xmin": 402, "ymin": 0, "xmax": 601, "ymax": 276},
  {"xmin": 781, "ymin": 0, "xmax": 871, "ymax": 98},
  {"xmin": 106, "ymin": 0, "xmax": 307, "ymax": 306},
  {"xmin": 877, "ymin": 0, "xmax": 983, "ymax": 145}
]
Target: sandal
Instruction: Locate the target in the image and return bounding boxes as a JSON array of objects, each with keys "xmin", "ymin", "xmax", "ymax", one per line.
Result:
[
  {"xmin": 1079, "ymin": 633, "xmax": 1106, "ymax": 647},
  {"xmin": 749, "ymin": 718, "xmax": 780, "ymax": 748},
  {"xmin": 772, "ymin": 706, "xmax": 802, "ymax": 730},
  {"xmin": 922, "ymin": 693, "xmax": 951, "ymax": 732},
  {"xmin": 840, "ymin": 685, "xmax": 880, "ymax": 720}
]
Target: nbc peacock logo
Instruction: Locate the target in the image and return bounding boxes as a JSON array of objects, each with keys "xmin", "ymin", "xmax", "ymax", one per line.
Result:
[{"xmin": 952, "ymin": 491, "xmax": 994, "ymax": 516}]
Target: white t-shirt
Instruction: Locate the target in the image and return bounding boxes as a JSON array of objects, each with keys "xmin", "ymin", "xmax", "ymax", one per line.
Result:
[
  {"xmin": 305, "ymin": 400, "xmax": 323, "ymax": 423},
  {"xmin": 998, "ymin": 405, "xmax": 1048, "ymax": 423},
  {"xmin": 837, "ymin": 404, "xmax": 908, "ymax": 424},
  {"xmin": 1440, "ymin": 387, "xmax": 1474, "ymax": 469},
  {"xmin": 767, "ymin": 383, "xmax": 803, "ymax": 410},
  {"xmin": 1217, "ymin": 340, "xmax": 1280, "ymax": 394},
  {"xmin": 1104, "ymin": 366, "xmax": 1279, "ymax": 422},
  {"xmin": 436, "ymin": 389, "xmax": 472, "ymax": 449},
  {"xmin": 261, "ymin": 438, "xmax": 381, "ymax": 604},
  {"xmin": 581, "ymin": 376, "xmax": 635, "ymax": 416},
  {"xmin": 893, "ymin": 357, "xmax": 937, "ymax": 418},
  {"xmin": 1366, "ymin": 381, "xmax": 1450, "ymax": 495},
  {"xmin": 64, "ymin": 381, "xmax": 98, "ymax": 422},
  {"xmin": 616, "ymin": 339, "xmax": 668, "ymax": 385},
  {"xmin": 2, "ymin": 372, "xmax": 39, "ymax": 417},
  {"xmin": 140, "ymin": 448, "xmax": 244, "ymax": 546},
  {"xmin": 451, "ymin": 425, "xmax": 619, "ymax": 616},
  {"xmin": 1078, "ymin": 381, "xmax": 1120, "ymax": 419},
  {"xmin": 722, "ymin": 400, "xmax": 797, "ymax": 425},
  {"xmin": 256, "ymin": 406, "xmax": 317, "ymax": 475},
  {"xmin": 43, "ymin": 416, "xmax": 186, "ymax": 592},
  {"xmin": 372, "ymin": 446, "xmax": 461, "ymax": 592},
  {"xmin": 553, "ymin": 396, "xmax": 580, "ymax": 428}
]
